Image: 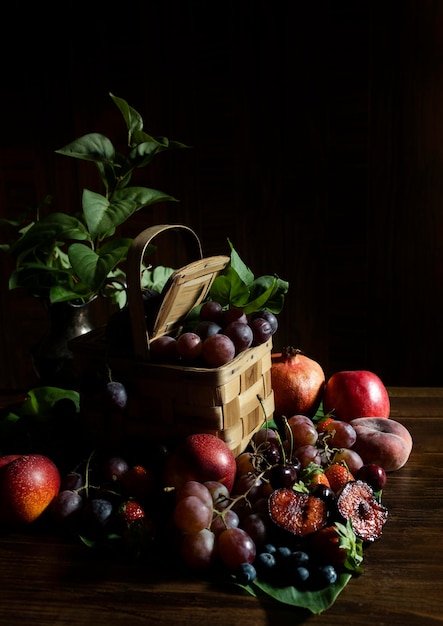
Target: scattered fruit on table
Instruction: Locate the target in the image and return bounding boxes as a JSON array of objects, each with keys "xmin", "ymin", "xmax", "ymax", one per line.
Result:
[{"xmin": 0, "ymin": 343, "xmax": 414, "ymax": 613}]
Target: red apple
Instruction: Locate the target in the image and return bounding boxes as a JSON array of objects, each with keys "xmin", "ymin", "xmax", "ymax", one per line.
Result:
[
  {"xmin": 323, "ymin": 370, "xmax": 390, "ymax": 422},
  {"xmin": 0, "ymin": 454, "xmax": 61, "ymax": 525},
  {"xmin": 163, "ymin": 433, "xmax": 237, "ymax": 493}
]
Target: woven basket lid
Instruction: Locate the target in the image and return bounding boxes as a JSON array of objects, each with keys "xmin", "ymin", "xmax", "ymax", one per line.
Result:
[
  {"xmin": 150, "ymin": 254, "xmax": 230, "ymax": 340},
  {"xmin": 126, "ymin": 224, "xmax": 229, "ymax": 360}
]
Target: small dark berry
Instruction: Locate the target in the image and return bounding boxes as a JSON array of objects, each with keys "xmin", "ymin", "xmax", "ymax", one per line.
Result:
[
  {"xmin": 260, "ymin": 543, "xmax": 277, "ymax": 555},
  {"xmin": 288, "ymin": 550, "xmax": 310, "ymax": 568},
  {"xmin": 314, "ymin": 564, "xmax": 338, "ymax": 588},
  {"xmin": 292, "ymin": 566, "xmax": 310, "ymax": 587},
  {"xmin": 255, "ymin": 551, "xmax": 277, "ymax": 575},
  {"xmin": 235, "ymin": 562, "xmax": 257, "ymax": 584},
  {"xmin": 275, "ymin": 546, "xmax": 292, "ymax": 562}
]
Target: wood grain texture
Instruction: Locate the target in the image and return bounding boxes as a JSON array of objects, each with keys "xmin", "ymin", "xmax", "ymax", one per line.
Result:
[{"xmin": 0, "ymin": 389, "xmax": 442, "ymax": 625}]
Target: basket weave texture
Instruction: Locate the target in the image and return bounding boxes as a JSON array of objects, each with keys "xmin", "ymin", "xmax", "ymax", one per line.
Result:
[{"xmin": 71, "ymin": 224, "xmax": 275, "ymax": 457}]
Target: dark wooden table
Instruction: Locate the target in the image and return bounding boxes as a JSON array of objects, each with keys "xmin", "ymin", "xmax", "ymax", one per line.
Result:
[{"xmin": 0, "ymin": 388, "xmax": 442, "ymax": 625}]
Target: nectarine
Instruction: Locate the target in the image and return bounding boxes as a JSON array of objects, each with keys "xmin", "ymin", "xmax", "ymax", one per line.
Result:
[
  {"xmin": 0, "ymin": 454, "xmax": 61, "ymax": 525},
  {"xmin": 350, "ymin": 417, "xmax": 413, "ymax": 472},
  {"xmin": 163, "ymin": 433, "xmax": 237, "ymax": 492}
]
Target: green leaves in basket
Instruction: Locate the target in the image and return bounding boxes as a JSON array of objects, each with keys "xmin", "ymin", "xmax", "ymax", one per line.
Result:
[
  {"xmin": 238, "ymin": 572, "xmax": 352, "ymax": 613},
  {"xmin": 209, "ymin": 239, "xmax": 289, "ymax": 314}
]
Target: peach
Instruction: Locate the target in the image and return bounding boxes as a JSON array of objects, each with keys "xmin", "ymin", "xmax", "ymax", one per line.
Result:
[{"xmin": 350, "ymin": 417, "xmax": 413, "ymax": 472}]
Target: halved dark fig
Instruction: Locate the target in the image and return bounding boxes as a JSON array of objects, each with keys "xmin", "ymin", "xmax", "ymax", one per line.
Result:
[
  {"xmin": 336, "ymin": 480, "xmax": 388, "ymax": 542},
  {"xmin": 268, "ymin": 488, "xmax": 328, "ymax": 537}
]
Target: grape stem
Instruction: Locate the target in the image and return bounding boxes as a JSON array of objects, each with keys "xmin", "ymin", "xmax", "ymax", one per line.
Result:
[{"xmin": 211, "ymin": 467, "xmax": 268, "ymax": 528}]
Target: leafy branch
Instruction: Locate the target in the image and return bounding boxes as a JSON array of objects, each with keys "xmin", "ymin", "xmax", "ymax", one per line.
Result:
[{"xmin": 1, "ymin": 93, "xmax": 188, "ymax": 308}]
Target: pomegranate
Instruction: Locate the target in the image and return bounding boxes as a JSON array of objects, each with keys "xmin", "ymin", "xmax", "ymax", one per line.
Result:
[{"xmin": 270, "ymin": 347, "xmax": 325, "ymax": 418}]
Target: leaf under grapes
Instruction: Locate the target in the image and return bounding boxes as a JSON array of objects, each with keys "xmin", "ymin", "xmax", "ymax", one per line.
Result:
[{"xmin": 238, "ymin": 572, "xmax": 352, "ymax": 613}]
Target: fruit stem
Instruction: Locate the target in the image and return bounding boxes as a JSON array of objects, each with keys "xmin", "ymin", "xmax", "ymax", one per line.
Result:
[
  {"xmin": 281, "ymin": 415, "xmax": 294, "ymax": 464},
  {"xmin": 282, "ymin": 346, "xmax": 303, "ymax": 358},
  {"xmin": 83, "ymin": 449, "xmax": 96, "ymax": 500},
  {"xmin": 213, "ymin": 468, "xmax": 268, "ymax": 519},
  {"xmin": 256, "ymin": 395, "xmax": 269, "ymax": 441}
]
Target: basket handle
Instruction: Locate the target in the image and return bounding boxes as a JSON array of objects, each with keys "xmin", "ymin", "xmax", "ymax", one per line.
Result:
[{"xmin": 126, "ymin": 224, "xmax": 203, "ymax": 361}]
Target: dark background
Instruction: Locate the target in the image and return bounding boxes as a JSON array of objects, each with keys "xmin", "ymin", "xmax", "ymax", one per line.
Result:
[{"xmin": 1, "ymin": 0, "xmax": 442, "ymax": 390}]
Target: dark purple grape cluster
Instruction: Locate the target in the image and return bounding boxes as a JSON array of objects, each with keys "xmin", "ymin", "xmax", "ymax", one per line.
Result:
[{"xmin": 149, "ymin": 304, "xmax": 278, "ymax": 368}]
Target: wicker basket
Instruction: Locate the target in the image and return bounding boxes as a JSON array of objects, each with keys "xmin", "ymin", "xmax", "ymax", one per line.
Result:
[{"xmin": 71, "ymin": 224, "xmax": 275, "ymax": 457}]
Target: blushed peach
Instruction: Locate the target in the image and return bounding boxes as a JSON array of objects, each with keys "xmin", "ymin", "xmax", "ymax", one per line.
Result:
[{"xmin": 350, "ymin": 417, "xmax": 413, "ymax": 472}]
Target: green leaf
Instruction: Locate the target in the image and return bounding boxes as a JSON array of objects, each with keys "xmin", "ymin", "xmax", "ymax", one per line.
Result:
[
  {"xmin": 68, "ymin": 239, "xmax": 132, "ymax": 293},
  {"xmin": 242, "ymin": 573, "xmax": 352, "ymax": 613},
  {"xmin": 228, "ymin": 240, "xmax": 255, "ymax": 285},
  {"xmin": 49, "ymin": 284, "xmax": 92, "ymax": 304},
  {"xmin": 208, "ymin": 242, "xmax": 289, "ymax": 314},
  {"xmin": 336, "ymin": 520, "xmax": 364, "ymax": 574},
  {"xmin": 128, "ymin": 141, "xmax": 162, "ymax": 168},
  {"xmin": 9, "ymin": 213, "xmax": 89, "ymax": 258},
  {"xmin": 141, "ymin": 265, "xmax": 175, "ymax": 292},
  {"xmin": 210, "ymin": 268, "xmax": 250, "ymax": 307},
  {"xmin": 55, "ymin": 133, "xmax": 115, "ymax": 164},
  {"xmin": 19, "ymin": 387, "xmax": 79, "ymax": 420},
  {"xmin": 82, "ymin": 187, "xmax": 177, "ymax": 240},
  {"xmin": 112, "ymin": 185, "xmax": 177, "ymax": 211},
  {"xmin": 242, "ymin": 277, "xmax": 279, "ymax": 314},
  {"xmin": 9, "ymin": 264, "xmax": 71, "ymax": 294},
  {"xmin": 110, "ymin": 93, "xmax": 144, "ymax": 140},
  {"xmin": 81, "ymin": 189, "xmax": 110, "ymax": 239},
  {"xmin": 245, "ymin": 276, "xmax": 289, "ymax": 314}
]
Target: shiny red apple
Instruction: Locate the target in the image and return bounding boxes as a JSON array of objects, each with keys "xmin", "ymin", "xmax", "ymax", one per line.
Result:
[
  {"xmin": 323, "ymin": 370, "xmax": 390, "ymax": 422},
  {"xmin": 0, "ymin": 454, "xmax": 61, "ymax": 525},
  {"xmin": 163, "ymin": 433, "xmax": 237, "ymax": 493}
]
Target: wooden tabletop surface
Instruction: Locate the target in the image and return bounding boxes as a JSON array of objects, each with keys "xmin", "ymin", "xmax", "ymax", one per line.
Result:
[{"xmin": 0, "ymin": 387, "xmax": 442, "ymax": 626}]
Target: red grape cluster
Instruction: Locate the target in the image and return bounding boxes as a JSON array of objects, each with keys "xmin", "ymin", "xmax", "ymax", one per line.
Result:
[
  {"xmin": 150, "ymin": 303, "xmax": 278, "ymax": 368},
  {"xmin": 171, "ymin": 478, "xmax": 263, "ymax": 572}
]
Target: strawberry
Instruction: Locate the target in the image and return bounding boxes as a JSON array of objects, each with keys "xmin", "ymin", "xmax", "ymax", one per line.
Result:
[
  {"xmin": 310, "ymin": 521, "xmax": 364, "ymax": 572},
  {"xmin": 268, "ymin": 488, "xmax": 328, "ymax": 537},
  {"xmin": 324, "ymin": 462, "xmax": 354, "ymax": 493},
  {"xmin": 117, "ymin": 499, "xmax": 146, "ymax": 530},
  {"xmin": 300, "ymin": 461, "xmax": 331, "ymax": 491}
]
